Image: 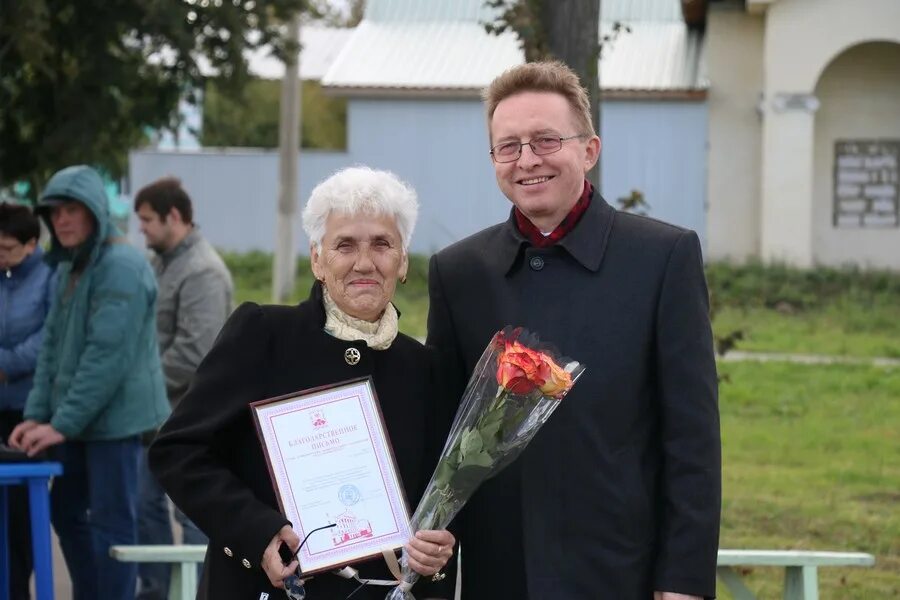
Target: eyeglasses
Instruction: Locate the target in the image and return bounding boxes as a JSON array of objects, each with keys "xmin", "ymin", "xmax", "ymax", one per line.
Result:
[{"xmin": 490, "ymin": 134, "xmax": 588, "ymax": 163}]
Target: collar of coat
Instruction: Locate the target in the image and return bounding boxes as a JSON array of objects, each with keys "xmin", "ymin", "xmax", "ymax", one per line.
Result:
[
  {"xmin": 494, "ymin": 187, "xmax": 616, "ymax": 275},
  {"xmin": 158, "ymin": 228, "xmax": 202, "ymax": 265}
]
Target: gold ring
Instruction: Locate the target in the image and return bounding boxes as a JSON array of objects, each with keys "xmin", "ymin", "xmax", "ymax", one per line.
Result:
[{"xmin": 432, "ymin": 572, "xmax": 446, "ymax": 582}]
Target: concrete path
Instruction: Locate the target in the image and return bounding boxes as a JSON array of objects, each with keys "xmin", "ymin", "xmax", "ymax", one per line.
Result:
[{"xmin": 720, "ymin": 350, "xmax": 900, "ymax": 367}]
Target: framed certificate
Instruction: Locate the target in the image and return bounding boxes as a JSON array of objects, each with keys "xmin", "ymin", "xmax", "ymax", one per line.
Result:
[{"xmin": 250, "ymin": 376, "xmax": 412, "ymax": 575}]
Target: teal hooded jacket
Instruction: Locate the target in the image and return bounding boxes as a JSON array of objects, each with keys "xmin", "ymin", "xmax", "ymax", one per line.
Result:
[{"xmin": 24, "ymin": 165, "xmax": 170, "ymax": 440}]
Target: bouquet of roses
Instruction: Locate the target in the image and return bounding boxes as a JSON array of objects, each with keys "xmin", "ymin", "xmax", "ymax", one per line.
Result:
[{"xmin": 386, "ymin": 327, "xmax": 585, "ymax": 599}]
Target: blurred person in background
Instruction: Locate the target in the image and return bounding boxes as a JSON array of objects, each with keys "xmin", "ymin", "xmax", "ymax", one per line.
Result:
[
  {"xmin": 0, "ymin": 203, "xmax": 55, "ymax": 600},
  {"xmin": 9, "ymin": 165, "xmax": 170, "ymax": 600},
  {"xmin": 133, "ymin": 176, "xmax": 233, "ymax": 599}
]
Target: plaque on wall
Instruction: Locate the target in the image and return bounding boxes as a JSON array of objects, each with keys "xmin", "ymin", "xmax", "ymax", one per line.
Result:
[{"xmin": 833, "ymin": 140, "xmax": 899, "ymax": 228}]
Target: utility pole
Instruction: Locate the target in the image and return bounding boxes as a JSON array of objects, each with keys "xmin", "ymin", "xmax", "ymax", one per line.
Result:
[{"xmin": 273, "ymin": 13, "xmax": 302, "ymax": 302}]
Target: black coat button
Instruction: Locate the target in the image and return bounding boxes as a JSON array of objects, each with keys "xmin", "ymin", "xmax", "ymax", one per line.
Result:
[{"xmin": 529, "ymin": 256, "xmax": 545, "ymax": 271}]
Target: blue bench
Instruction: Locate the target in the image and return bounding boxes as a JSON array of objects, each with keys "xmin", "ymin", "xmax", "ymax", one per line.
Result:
[{"xmin": 0, "ymin": 462, "xmax": 63, "ymax": 600}]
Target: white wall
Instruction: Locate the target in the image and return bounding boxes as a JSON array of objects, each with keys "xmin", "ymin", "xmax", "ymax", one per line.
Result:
[
  {"xmin": 759, "ymin": 0, "xmax": 900, "ymax": 266},
  {"xmin": 812, "ymin": 41, "xmax": 900, "ymax": 268},
  {"xmin": 705, "ymin": 3, "xmax": 765, "ymax": 261}
]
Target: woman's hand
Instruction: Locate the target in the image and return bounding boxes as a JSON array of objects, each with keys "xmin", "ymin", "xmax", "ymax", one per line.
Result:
[
  {"xmin": 405, "ymin": 529, "xmax": 455, "ymax": 577},
  {"xmin": 261, "ymin": 524, "xmax": 300, "ymax": 588}
]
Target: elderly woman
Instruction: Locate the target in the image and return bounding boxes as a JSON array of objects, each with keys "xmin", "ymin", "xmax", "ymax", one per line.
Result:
[{"xmin": 149, "ymin": 167, "xmax": 455, "ymax": 599}]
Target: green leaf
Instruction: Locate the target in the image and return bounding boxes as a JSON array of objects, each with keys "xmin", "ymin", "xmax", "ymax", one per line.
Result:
[
  {"xmin": 449, "ymin": 464, "xmax": 493, "ymax": 494},
  {"xmin": 460, "ymin": 426, "xmax": 483, "ymax": 460}
]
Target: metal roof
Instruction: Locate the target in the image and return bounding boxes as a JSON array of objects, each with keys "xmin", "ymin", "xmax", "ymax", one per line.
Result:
[
  {"xmin": 599, "ymin": 22, "xmax": 706, "ymax": 92},
  {"xmin": 362, "ymin": 0, "xmax": 685, "ymax": 22},
  {"xmin": 189, "ymin": 25, "xmax": 352, "ymax": 80},
  {"xmin": 320, "ymin": 0, "xmax": 706, "ymax": 96},
  {"xmin": 321, "ymin": 21, "xmax": 522, "ymax": 94},
  {"xmin": 247, "ymin": 25, "xmax": 353, "ymax": 80}
]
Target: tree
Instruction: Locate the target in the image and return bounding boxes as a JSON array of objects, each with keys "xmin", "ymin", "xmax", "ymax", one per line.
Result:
[
  {"xmin": 309, "ymin": 0, "xmax": 366, "ymax": 27},
  {"xmin": 201, "ymin": 79, "xmax": 347, "ymax": 149},
  {"xmin": 0, "ymin": 0, "xmax": 308, "ymax": 199},
  {"xmin": 484, "ymin": 0, "xmax": 629, "ymax": 192}
]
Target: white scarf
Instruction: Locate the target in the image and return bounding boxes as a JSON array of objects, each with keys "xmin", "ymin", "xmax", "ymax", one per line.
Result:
[{"xmin": 321, "ymin": 287, "xmax": 399, "ymax": 350}]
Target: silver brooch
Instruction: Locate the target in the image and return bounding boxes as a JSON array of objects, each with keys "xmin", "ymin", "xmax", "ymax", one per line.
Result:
[{"xmin": 344, "ymin": 347, "xmax": 361, "ymax": 365}]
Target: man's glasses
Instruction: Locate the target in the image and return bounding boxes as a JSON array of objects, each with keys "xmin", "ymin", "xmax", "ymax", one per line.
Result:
[
  {"xmin": 490, "ymin": 134, "xmax": 588, "ymax": 163},
  {"xmin": 282, "ymin": 523, "xmax": 336, "ymax": 600}
]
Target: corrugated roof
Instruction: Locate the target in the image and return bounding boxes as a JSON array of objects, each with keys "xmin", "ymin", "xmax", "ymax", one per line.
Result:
[
  {"xmin": 362, "ymin": 0, "xmax": 684, "ymax": 22},
  {"xmin": 321, "ymin": 0, "xmax": 705, "ymax": 95},
  {"xmin": 599, "ymin": 22, "xmax": 706, "ymax": 91},
  {"xmin": 247, "ymin": 25, "xmax": 353, "ymax": 80},
  {"xmin": 321, "ymin": 21, "xmax": 522, "ymax": 93},
  {"xmin": 364, "ymin": 0, "xmax": 499, "ymax": 22}
]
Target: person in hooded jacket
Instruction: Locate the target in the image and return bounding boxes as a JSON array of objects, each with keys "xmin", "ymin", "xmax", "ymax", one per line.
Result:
[
  {"xmin": 9, "ymin": 165, "xmax": 170, "ymax": 600},
  {"xmin": 0, "ymin": 202, "xmax": 55, "ymax": 600}
]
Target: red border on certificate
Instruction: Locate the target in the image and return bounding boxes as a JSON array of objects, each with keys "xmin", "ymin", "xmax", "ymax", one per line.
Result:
[{"xmin": 250, "ymin": 376, "xmax": 412, "ymax": 575}]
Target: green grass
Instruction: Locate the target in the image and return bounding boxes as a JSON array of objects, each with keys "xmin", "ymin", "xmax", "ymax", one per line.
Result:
[
  {"xmin": 713, "ymin": 301, "xmax": 900, "ymax": 358},
  {"xmin": 225, "ymin": 252, "xmax": 900, "ymax": 596},
  {"xmin": 223, "ymin": 251, "xmax": 431, "ymax": 339},
  {"xmin": 717, "ymin": 361, "xmax": 900, "ymax": 598}
]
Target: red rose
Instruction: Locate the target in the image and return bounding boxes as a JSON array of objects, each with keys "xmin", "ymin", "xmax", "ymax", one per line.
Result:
[{"xmin": 496, "ymin": 341, "xmax": 551, "ymax": 394}]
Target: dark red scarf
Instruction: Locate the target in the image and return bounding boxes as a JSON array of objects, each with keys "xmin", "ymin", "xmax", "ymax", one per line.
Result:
[{"xmin": 514, "ymin": 179, "xmax": 593, "ymax": 248}]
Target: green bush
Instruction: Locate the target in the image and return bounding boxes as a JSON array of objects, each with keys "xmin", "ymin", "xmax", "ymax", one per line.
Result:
[{"xmin": 706, "ymin": 260, "xmax": 900, "ymax": 311}]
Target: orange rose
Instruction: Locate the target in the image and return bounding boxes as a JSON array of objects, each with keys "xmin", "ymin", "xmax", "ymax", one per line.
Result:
[
  {"xmin": 496, "ymin": 341, "xmax": 551, "ymax": 394},
  {"xmin": 539, "ymin": 358, "xmax": 573, "ymax": 398}
]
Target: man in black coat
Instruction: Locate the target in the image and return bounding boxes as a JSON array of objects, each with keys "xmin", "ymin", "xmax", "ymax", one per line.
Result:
[{"xmin": 426, "ymin": 61, "xmax": 721, "ymax": 599}]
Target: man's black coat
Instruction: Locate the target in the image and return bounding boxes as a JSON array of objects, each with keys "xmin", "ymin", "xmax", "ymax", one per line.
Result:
[
  {"xmin": 150, "ymin": 283, "xmax": 454, "ymax": 600},
  {"xmin": 426, "ymin": 195, "xmax": 721, "ymax": 599}
]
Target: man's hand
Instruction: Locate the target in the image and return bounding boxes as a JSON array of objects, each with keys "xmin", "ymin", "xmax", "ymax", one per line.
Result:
[
  {"xmin": 9, "ymin": 421, "xmax": 63, "ymax": 456},
  {"xmin": 406, "ymin": 529, "xmax": 456, "ymax": 577},
  {"xmin": 261, "ymin": 524, "xmax": 300, "ymax": 588},
  {"xmin": 655, "ymin": 592, "xmax": 703, "ymax": 600}
]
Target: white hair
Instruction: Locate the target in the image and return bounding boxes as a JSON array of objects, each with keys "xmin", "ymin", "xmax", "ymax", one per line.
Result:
[{"xmin": 302, "ymin": 166, "xmax": 419, "ymax": 251}]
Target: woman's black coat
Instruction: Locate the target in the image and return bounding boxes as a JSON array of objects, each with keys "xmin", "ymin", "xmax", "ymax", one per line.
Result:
[{"xmin": 149, "ymin": 283, "xmax": 453, "ymax": 600}]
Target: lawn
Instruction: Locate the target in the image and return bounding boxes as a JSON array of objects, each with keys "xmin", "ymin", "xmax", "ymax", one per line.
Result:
[
  {"xmin": 717, "ymin": 361, "xmax": 900, "ymax": 598},
  {"xmin": 226, "ymin": 253, "xmax": 900, "ymax": 597}
]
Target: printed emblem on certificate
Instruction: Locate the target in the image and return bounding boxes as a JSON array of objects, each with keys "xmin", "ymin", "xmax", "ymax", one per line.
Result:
[{"xmin": 250, "ymin": 377, "xmax": 411, "ymax": 574}]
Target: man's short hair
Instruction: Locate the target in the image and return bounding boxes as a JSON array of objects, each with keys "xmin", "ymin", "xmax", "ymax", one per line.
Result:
[
  {"xmin": 134, "ymin": 177, "xmax": 194, "ymax": 224},
  {"xmin": 483, "ymin": 60, "xmax": 596, "ymax": 140},
  {"xmin": 0, "ymin": 203, "xmax": 40, "ymax": 244}
]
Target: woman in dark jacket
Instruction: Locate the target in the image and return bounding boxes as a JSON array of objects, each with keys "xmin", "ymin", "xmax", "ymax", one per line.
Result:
[{"xmin": 149, "ymin": 167, "xmax": 455, "ymax": 600}]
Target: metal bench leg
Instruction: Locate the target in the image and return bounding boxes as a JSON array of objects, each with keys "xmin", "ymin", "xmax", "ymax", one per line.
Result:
[
  {"xmin": 717, "ymin": 566, "xmax": 758, "ymax": 600},
  {"xmin": 1, "ymin": 488, "xmax": 8, "ymax": 600},
  {"xmin": 784, "ymin": 565, "xmax": 818, "ymax": 600},
  {"xmin": 27, "ymin": 478, "xmax": 54, "ymax": 600},
  {"xmin": 169, "ymin": 561, "xmax": 199, "ymax": 600}
]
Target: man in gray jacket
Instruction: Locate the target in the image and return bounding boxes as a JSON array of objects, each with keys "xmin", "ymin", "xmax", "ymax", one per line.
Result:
[{"xmin": 134, "ymin": 177, "xmax": 234, "ymax": 599}]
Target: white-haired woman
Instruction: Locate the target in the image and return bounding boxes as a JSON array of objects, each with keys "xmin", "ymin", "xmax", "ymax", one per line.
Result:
[{"xmin": 149, "ymin": 167, "xmax": 455, "ymax": 599}]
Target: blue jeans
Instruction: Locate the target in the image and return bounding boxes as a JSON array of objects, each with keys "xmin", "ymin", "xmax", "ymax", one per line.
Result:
[
  {"xmin": 50, "ymin": 437, "xmax": 141, "ymax": 600},
  {"xmin": 137, "ymin": 448, "xmax": 207, "ymax": 600}
]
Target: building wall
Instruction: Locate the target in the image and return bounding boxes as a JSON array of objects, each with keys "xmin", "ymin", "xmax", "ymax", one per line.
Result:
[
  {"xmin": 812, "ymin": 41, "xmax": 900, "ymax": 268},
  {"xmin": 601, "ymin": 100, "xmax": 709, "ymax": 245},
  {"xmin": 759, "ymin": 0, "xmax": 900, "ymax": 265},
  {"xmin": 705, "ymin": 2, "xmax": 765, "ymax": 261},
  {"xmin": 127, "ymin": 148, "xmax": 348, "ymax": 253},
  {"xmin": 129, "ymin": 97, "xmax": 709, "ymax": 255}
]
